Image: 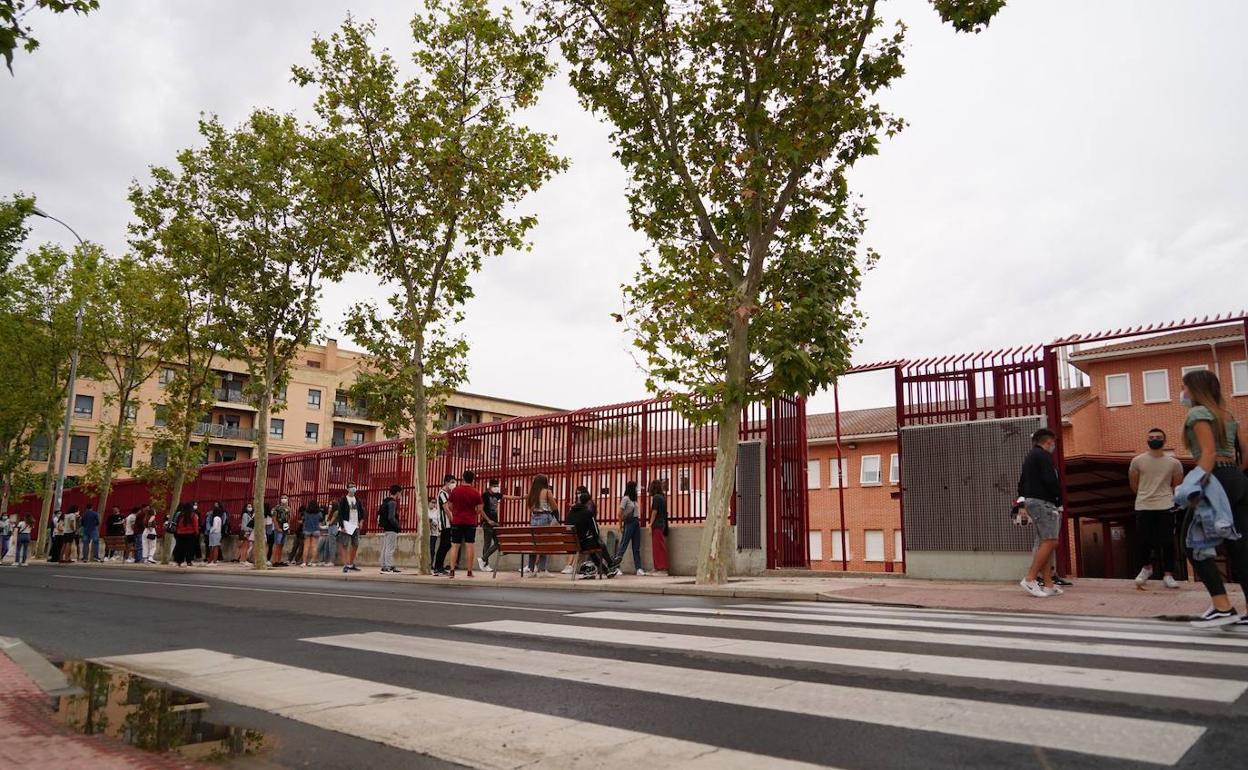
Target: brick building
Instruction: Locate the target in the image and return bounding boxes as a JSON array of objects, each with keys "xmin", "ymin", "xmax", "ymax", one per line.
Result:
[{"xmin": 808, "ymin": 324, "xmax": 1248, "ymax": 577}]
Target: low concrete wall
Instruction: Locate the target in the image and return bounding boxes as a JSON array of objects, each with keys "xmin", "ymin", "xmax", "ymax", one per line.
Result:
[{"xmin": 905, "ymin": 550, "xmax": 1031, "ymax": 581}]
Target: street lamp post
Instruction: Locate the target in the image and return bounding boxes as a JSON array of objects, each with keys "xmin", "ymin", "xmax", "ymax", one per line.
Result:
[{"xmin": 31, "ymin": 207, "xmax": 86, "ymax": 524}]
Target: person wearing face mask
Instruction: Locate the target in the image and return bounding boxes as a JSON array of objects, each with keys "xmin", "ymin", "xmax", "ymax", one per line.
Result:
[
  {"xmin": 271, "ymin": 496, "xmax": 292, "ymax": 567},
  {"xmin": 238, "ymin": 502, "xmax": 255, "ymax": 564},
  {"xmin": 1016, "ymin": 428, "xmax": 1064, "ymax": 598},
  {"xmin": 1130, "ymin": 428, "xmax": 1184, "ymax": 589},
  {"xmin": 478, "ymin": 478, "xmax": 505, "ymax": 572},
  {"xmin": 335, "ymin": 484, "xmax": 364, "ymax": 573}
]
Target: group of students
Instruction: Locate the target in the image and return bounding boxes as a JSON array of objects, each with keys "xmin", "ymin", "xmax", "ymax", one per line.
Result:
[
  {"xmin": 428, "ymin": 471, "xmax": 671, "ymax": 579},
  {"xmin": 1015, "ymin": 368, "xmax": 1248, "ymax": 628}
]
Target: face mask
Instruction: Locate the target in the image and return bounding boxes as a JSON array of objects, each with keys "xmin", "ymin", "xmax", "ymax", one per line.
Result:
[
  {"xmin": 347, "ymin": 488, "xmax": 357, "ymax": 495},
  {"xmin": 1179, "ymin": 392, "xmax": 1192, "ymax": 408},
  {"xmin": 281, "ymin": 498, "xmax": 289, "ymax": 505},
  {"xmin": 490, "ymin": 486, "xmax": 500, "ymax": 494},
  {"xmin": 1147, "ymin": 439, "xmax": 1165, "ymax": 450},
  {"xmin": 1043, "ymin": 442, "xmax": 1056, "ymax": 454}
]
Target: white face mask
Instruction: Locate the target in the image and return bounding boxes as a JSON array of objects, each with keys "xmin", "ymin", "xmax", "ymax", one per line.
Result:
[
  {"xmin": 1179, "ymin": 391, "xmax": 1193, "ymax": 408},
  {"xmin": 281, "ymin": 498, "xmax": 289, "ymax": 505},
  {"xmin": 347, "ymin": 488, "xmax": 357, "ymax": 496}
]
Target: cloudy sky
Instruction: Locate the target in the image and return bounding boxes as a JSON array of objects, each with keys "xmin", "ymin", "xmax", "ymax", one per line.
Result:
[{"xmin": 3, "ymin": 1, "xmax": 1246, "ymax": 417}]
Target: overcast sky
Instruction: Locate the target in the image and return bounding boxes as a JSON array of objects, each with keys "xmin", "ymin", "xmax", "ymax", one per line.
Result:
[{"xmin": 3, "ymin": 1, "xmax": 1246, "ymax": 417}]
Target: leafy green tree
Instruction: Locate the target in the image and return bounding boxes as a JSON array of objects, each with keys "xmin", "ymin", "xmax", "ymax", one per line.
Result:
[
  {"xmin": 1, "ymin": 0, "xmax": 99, "ymax": 74},
  {"xmin": 293, "ymin": 0, "xmax": 566, "ymax": 573},
  {"xmin": 79, "ymin": 255, "xmax": 175, "ymax": 517},
  {"xmin": 539, "ymin": 0, "xmax": 1001, "ymax": 583},
  {"xmin": 0, "ymin": 192, "xmax": 35, "ymax": 274}
]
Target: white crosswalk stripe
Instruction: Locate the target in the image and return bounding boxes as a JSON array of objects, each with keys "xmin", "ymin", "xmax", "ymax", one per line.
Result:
[
  {"xmin": 95, "ymin": 648, "xmax": 832, "ymax": 770},
  {"xmin": 730, "ymin": 601, "xmax": 1196, "ymax": 630},
  {"xmin": 304, "ymin": 630, "xmax": 1205, "ymax": 765}
]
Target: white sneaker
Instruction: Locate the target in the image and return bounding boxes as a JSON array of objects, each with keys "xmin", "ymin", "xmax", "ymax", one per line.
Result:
[
  {"xmin": 1135, "ymin": 565, "xmax": 1153, "ymax": 586},
  {"xmin": 1020, "ymin": 579, "xmax": 1049, "ymax": 598},
  {"xmin": 1043, "ymin": 584, "xmax": 1064, "ymax": 596},
  {"xmin": 636, "ymin": 569, "xmax": 646, "ymax": 576},
  {"xmin": 481, "ymin": 563, "xmax": 494, "ymax": 573},
  {"xmin": 560, "ymin": 565, "xmax": 574, "ymax": 574},
  {"xmin": 478, "ymin": 558, "xmax": 488, "ymax": 571},
  {"xmin": 1163, "ymin": 575, "xmax": 1180, "ymax": 589},
  {"xmin": 653, "ymin": 570, "xmax": 668, "ymax": 577}
]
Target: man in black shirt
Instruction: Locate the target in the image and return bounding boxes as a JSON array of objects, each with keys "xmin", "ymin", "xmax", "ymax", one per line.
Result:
[
  {"xmin": 1016, "ymin": 428, "xmax": 1064, "ymax": 598},
  {"xmin": 478, "ymin": 478, "xmax": 503, "ymax": 572}
]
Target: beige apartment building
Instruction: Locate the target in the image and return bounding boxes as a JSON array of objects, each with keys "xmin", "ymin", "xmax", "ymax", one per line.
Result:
[{"xmin": 29, "ymin": 338, "xmax": 558, "ymax": 478}]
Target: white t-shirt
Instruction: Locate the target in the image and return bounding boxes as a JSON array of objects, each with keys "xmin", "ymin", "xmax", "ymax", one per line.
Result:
[
  {"xmin": 124, "ymin": 513, "xmax": 136, "ymax": 536},
  {"xmin": 343, "ymin": 495, "xmax": 360, "ymax": 534},
  {"xmin": 209, "ymin": 515, "xmax": 222, "ymax": 535}
]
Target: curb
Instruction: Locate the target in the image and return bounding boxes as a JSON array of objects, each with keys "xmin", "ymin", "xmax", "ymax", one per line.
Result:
[{"xmin": 0, "ymin": 636, "xmax": 80, "ymax": 697}]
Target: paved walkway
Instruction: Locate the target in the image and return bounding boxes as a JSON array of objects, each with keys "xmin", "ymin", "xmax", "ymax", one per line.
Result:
[
  {"xmin": 17, "ymin": 558, "xmax": 1240, "ymax": 619},
  {"xmin": 0, "ymin": 643, "xmax": 202, "ymax": 770}
]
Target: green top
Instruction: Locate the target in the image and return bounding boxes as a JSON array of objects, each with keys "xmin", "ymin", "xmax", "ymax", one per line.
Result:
[{"xmin": 1184, "ymin": 405, "xmax": 1238, "ymax": 461}]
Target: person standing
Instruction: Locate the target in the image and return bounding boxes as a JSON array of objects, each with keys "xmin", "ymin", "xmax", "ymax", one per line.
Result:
[
  {"xmin": 1131, "ymin": 427, "xmax": 1184, "ymax": 589},
  {"xmin": 206, "ymin": 505, "xmax": 223, "ymax": 564},
  {"xmin": 271, "ymin": 496, "xmax": 292, "ymax": 567},
  {"xmin": 478, "ymin": 478, "xmax": 504, "ymax": 572},
  {"xmin": 445, "ymin": 470, "xmax": 483, "ymax": 579},
  {"xmin": 524, "ymin": 475, "xmax": 559, "ymax": 576},
  {"xmin": 238, "ymin": 503, "xmax": 255, "ymax": 564},
  {"xmin": 15, "ymin": 515, "xmax": 32, "ymax": 566},
  {"xmin": 172, "ymin": 502, "xmax": 199, "ymax": 567},
  {"xmin": 80, "ymin": 504, "xmax": 101, "ymax": 563},
  {"xmin": 121, "ymin": 506, "xmax": 138, "ymax": 563},
  {"xmin": 433, "ymin": 475, "xmax": 456, "ymax": 575},
  {"xmin": 321, "ymin": 501, "xmax": 339, "ymax": 566},
  {"xmin": 0, "ymin": 512, "xmax": 11, "ymax": 564},
  {"xmin": 1016, "ymin": 428, "xmax": 1064, "ymax": 598},
  {"xmin": 287, "ymin": 505, "xmax": 305, "ymax": 565},
  {"xmin": 648, "ymin": 480, "xmax": 670, "ymax": 576},
  {"xmin": 105, "ymin": 506, "xmax": 124, "ymax": 560},
  {"xmin": 1178, "ymin": 370, "xmax": 1248, "ymax": 628},
  {"xmin": 300, "ymin": 501, "xmax": 322, "ymax": 567},
  {"xmin": 60, "ymin": 506, "xmax": 79, "ymax": 563},
  {"xmin": 335, "ymin": 483, "xmax": 364, "ymax": 573},
  {"xmin": 379, "ymin": 484, "xmax": 403, "ymax": 574},
  {"xmin": 615, "ymin": 480, "xmax": 645, "ymax": 575}
]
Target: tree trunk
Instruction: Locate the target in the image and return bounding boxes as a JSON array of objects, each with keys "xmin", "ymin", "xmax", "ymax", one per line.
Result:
[
  {"xmin": 161, "ymin": 468, "xmax": 186, "ymax": 565},
  {"xmin": 410, "ymin": 337, "xmax": 430, "ymax": 575},
  {"xmin": 35, "ymin": 428, "xmax": 58, "ymax": 559},
  {"xmin": 96, "ymin": 399, "xmax": 129, "ymax": 517},
  {"xmin": 696, "ymin": 310, "xmax": 750, "ymax": 585},
  {"xmin": 251, "ymin": 366, "xmax": 274, "ymax": 571},
  {"xmin": 1, "ymin": 476, "xmax": 10, "ymax": 516}
]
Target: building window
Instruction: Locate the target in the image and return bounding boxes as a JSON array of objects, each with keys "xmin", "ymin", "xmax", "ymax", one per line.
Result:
[
  {"xmin": 1142, "ymin": 369, "xmax": 1170, "ymax": 403},
  {"xmin": 270, "ymin": 418, "xmax": 284, "ymax": 439},
  {"xmin": 68, "ymin": 435, "xmax": 89, "ymax": 465},
  {"xmin": 830, "ymin": 530, "xmax": 848, "ymax": 561},
  {"xmin": 29, "ymin": 434, "xmax": 49, "ymax": 462},
  {"xmin": 860, "ymin": 455, "xmax": 882, "ymax": 485},
  {"xmin": 829, "ymin": 457, "xmax": 849, "ymax": 488},
  {"xmin": 808, "ymin": 530, "xmax": 823, "ymax": 561},
  {"xmin": 305, "ymin": 422, "xmax": 319, "ymax": 443},
  {"xmin": 806, "ymin": 459, "xmax": 821, "ymax": 489},
  {"xmin": 889, "ymin": 454, "xmax": 899, "ymax": 485},
  {"xmin": 154, "ymin": 405, "xmax": 169, "ymax": 428},
  {"xmin": 894, "ymin": 529, "xmax": 904, "ymax": 562},
  {"xmin": 150, "ymin": 449, "xmax": 168, "ymax": 470},
  {"xmin": 273, "ymin": 385, "xmax": 287, "ymax": 403},
  {"xmin": 308, "ymin": 389, "xmax": 321, "ymax": 408},
  {"xmin": 306, "ymin": 360, "xmax": 321, "ymax": 369},
  {"xmin": 73, "ymin": 394, "xmax": 94, "ymax": 417},
  {"xmin": 158, "ymin": 368, "xmax": 175, "ymax": 387},
  {"xmin": 865, "ymin": 530, "xmax": 885, "ymax": 562},
  {"xmin": 1230, "ymin": 361, "xmax": 1247, "ymax": 396},
  {"xmin": 1105, "ymin": 374, "xmax": 1131, "ymax": 406},
  {"xmin": 123, "ymin": 402, "xmax": 138, "ymax": 423},
  {"xmin": 352, "ymin": 429, "xmax": 365, "ymax": 445},
  {"xmin": 678, "ymin": 467, "xmax": 691, "ymax": 493},
  {"xmin": 119, "ymin": 448, "xmax": 134, "ymax": 468},
  {"xmin": 1181, "ymin": 364, "xmax": 1209, "ymax": 378}
]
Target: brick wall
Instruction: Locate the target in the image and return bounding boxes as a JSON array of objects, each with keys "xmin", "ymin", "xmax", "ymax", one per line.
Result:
[{"xmin": 806, "ymin": 436, "xmax": 903, "ymax": 573}]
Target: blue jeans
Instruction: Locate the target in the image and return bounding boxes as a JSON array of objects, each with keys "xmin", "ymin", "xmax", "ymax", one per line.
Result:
[
  {"xmin": 16, "ymin": 533, "xmax": 30, "ymax": 564},
  {"xmin": 615, "ymin": 518, "xmax": 642, "ymax": 570},
  {"xmin": 82, "ymin": 529, "xmax": 100, "ymax": 561},
  {"xmin": 0, "ymin": 533, "xmax": 8, "ymax": 560},
  {"xmin": 526, "ymin": 512, "xmax": 556, "ymax": 572}
]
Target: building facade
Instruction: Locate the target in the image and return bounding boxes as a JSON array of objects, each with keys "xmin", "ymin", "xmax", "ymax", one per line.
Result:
[{"xmin": 31, "ymin": 338, "xmax": 559, "ymax": 481}]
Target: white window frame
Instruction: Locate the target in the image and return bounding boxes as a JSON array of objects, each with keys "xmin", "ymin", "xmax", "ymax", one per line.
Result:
[
  {"xmin": 860, "ymin": 454, "xmax": 882, "ymax": 486},
  {"xmin": 830, "ymin": 530, "xmax": 848, "ymax": 561},
  {"xmin": 808, "ymin": 530, "xmax": 823, "ymax": 561},
  {"xmin": 888, "ymin": 453, "xmax": 900, "ymax": 485},
  {"xmin": 894, "ymin": 529, "xmax": 904, "ymax": 562},
  {"xmin": 1104, "ymin": 373, "xmax": 1132, "ymax": 407},
  {"xmin": 269, "ymin": 418, "xmax": 285, "ymax": 439},
  {"xmin": 1141, "ymin": 369, "xmax": 1170, "ymax": 404},
  {"xmin": 806, "ymin": 459, "xmax": 821, "ymax": 490},
  {"xmin": 1181, "ymin": 364, "xmax": 1209, "ymax": 378},
  {"xmin": 864, "ymin": 530, "xmax": 885, "ymax": 562},
  {"xmin": 678, "ymin": 467, "xmax": 691, "ymax": 494},
  {"xmin": 1230, "ymin": 361, "xmax": 1247, "ymax": 396},
  {"xmin": 829, "ymin": 457, "xmax": 849, "ymax": 488}
]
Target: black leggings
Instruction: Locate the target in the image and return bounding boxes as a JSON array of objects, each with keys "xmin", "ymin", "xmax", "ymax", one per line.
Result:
[
  {"xmin": 173, "ymin": 533, "xmax": 197, "ymax": 565},
  {"xmin": 1188, "ymin": 464, "xmax": 1248, "ymax": 600}
]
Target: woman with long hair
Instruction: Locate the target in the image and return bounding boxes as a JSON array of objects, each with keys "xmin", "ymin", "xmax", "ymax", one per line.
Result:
[
  {"xmin": 206, "ymin": 502, "xmax": 225, "ymax": 565},
  {"xmin": 1181, "ymin": 369, "xmax": 1248, "ymax": 627},
  {"xmin": 648, "ymin": 479, "xmax": 670, "ymax": 576},
  {"xmin": 301, "ymin": 501, "xmax": 322, "ymax": 567},
  {"xmin": 525, "ymin": 475, "xmax": 558, "ymax": 576},
  {"xmin": 615, "ymin": 480, "xmax": 645, "ymax": 575},
  {"xmin": 173, "ymin": 502, "xmax": 199, "ymax": 568}
]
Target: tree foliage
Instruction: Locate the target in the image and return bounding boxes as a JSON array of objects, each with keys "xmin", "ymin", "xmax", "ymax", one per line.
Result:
[
  {"xmin": 0, "ymin": 0, "xmax": 98, "ymax": 74},
  {"xmin": 294, "ymin": 0, "xmax": 566, "ymax": 573},
  {"xmin": 539, "ymin": 0, "xmax": 1001, "ymax": 582},
  {"xmin": 0, "ymin": 192, "xmax": 35, "ymax": 274}
]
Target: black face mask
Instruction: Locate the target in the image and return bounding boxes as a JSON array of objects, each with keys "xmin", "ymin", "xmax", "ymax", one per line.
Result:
[{"xmin": 1147, "ymin": 439, "xmax": 1165, "ymax": 450}]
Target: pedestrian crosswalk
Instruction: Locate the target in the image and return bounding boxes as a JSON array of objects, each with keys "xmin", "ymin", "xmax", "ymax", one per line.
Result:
[{"xmin": 96, "ymin": 600, "xmax": 1248, "ymax": 769}]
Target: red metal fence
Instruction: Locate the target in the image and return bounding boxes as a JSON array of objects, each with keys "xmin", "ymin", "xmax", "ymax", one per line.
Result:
[{"xmin": 9, "ymin": 395, "xmax": 809, "ymax": 567}]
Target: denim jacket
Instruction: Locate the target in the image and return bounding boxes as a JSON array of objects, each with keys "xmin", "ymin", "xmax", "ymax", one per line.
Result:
[{"xmin": 1175, "ymin": 468, "xmax": 1239, "ymax": 560}]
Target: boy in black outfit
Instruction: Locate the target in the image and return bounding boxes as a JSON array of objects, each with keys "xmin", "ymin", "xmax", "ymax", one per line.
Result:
[{"xmin": 566, "ymin": 491, "xmax": 619, "ymax": 579}]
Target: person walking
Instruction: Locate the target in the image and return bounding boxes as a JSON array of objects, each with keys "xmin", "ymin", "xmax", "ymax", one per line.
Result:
[
  {"xmin": 478, "ymin": 478, "xmax": 504, "ymax": 573},
  {"xmin": 648, "ymin": 479, "xmax": 670, "ymax": 576},
  {"xmin": 1178, "ymin": 370, "xmax": 1248, "ymax": 627},
  {"xmin": 525, "ymin": 475, "xmax": 559, "ymax": 576},
  {"xmin": 445, "ymin": 470, "xmax": 483, "ymax": 579},
  {"xmin": 172, "ymin": 502, "xmax": 199, "ymax": 567},
  {"xmin": 615, "ymin": 480, "xmax": 645, "ymax": 575},
  {"xmin": 1016, "ymin": 428, "xmax": 1064, "ymax": 598},
  {"xmin": 379, "ymin": 484, "xmax": 403, "ymax": 574},
  {"xmin": 300, "ymin": 501, "xmax": 322, "ymax": 567},
  {"xmin": 80, "ymin": 504, "xmax": 101, "ymax": 563},
  {"xmin": 1131, "ymin": 427, "xmax": 1184, "ymax": 589},
  {"xmin": 433, "ymin": 475, "xmax": 455, "ymax": 575},
  {"xmin": 335, "ymin": 484, "xmax": 364, "ymax": 573},
  {"xmin": 15, "ymin": 515, "xmax": 31, "ymax": 566}
]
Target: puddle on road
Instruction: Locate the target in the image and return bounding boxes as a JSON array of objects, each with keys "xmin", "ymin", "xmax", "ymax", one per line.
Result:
[{"xmin": 53, "ymin": 659, "xmax": 277, "ymax": 766}]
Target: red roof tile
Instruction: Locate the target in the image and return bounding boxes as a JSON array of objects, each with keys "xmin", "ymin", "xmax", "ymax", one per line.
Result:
[{"xmin": 1069, "ymin": 325, "xmax": 1243, "ymax": 359}]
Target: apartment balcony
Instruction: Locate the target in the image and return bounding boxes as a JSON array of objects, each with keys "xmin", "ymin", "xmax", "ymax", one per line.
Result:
[
  {"xmin": 213, "ymin": 388, "xmax": 257, "ymax": 411},
  {"xmin": 193, "ymin": 422, "xmax": 258, "ymax": 445},
  {"xmin": 331, "ymin": 438, "xmax": 366, "ymax": 448},
  {"xmin": 438, "ymin": 418, "xmax": 478, "ymax": 432},
  {"xmin": 332, "ymin": 403, "xmax": 379, "ymax": 425}
]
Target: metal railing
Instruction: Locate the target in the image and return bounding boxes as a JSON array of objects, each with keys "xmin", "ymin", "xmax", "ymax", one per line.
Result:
[
  {"xmin": 332, "ymin": 403, "xmax": 371, "ymax": 419},
  {"xmin": 193, "ymin": 423, "xmax": 258, "ymax": 441},
  {"xmin": 331, "ymin": 438, "xmax": 366, "ymax": 447},
  {"xmin": 213, "ymin": 388, "xmax": 253, "ymax": 405}
]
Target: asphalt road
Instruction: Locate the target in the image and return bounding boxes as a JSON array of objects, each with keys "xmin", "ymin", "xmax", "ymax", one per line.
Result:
[{"xmin": 2, "ymin": 563, "xmax": 1246, "ymax": 769}]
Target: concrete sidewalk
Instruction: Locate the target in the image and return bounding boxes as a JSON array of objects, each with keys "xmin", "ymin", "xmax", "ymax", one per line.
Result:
[{"xmin": 18, "ymin": 558, "xmax": 1239, "ymax": 619}]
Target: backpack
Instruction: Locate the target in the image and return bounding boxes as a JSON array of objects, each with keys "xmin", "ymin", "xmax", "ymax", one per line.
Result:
[{"xmin": 220, "ymin": 513, "xmax": 232, "ymax": 536}]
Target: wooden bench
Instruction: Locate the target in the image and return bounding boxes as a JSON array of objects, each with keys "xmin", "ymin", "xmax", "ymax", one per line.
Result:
[
  {"xmin": 102, "ymin": 535, "xmax": 129, "ymax": 556},
  {"xmin": 491, "ymin": 525, "xmax": 583, "ymax": 580}
]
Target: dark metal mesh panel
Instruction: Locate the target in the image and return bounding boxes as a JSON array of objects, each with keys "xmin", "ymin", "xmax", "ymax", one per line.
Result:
[
  {"xmin": 900, "ymin": 416, "xmax": 1043, "ymax": 552},
  {"xmin": 736, "ymin": 441, "xmax": 763, "ymax": 549}
]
